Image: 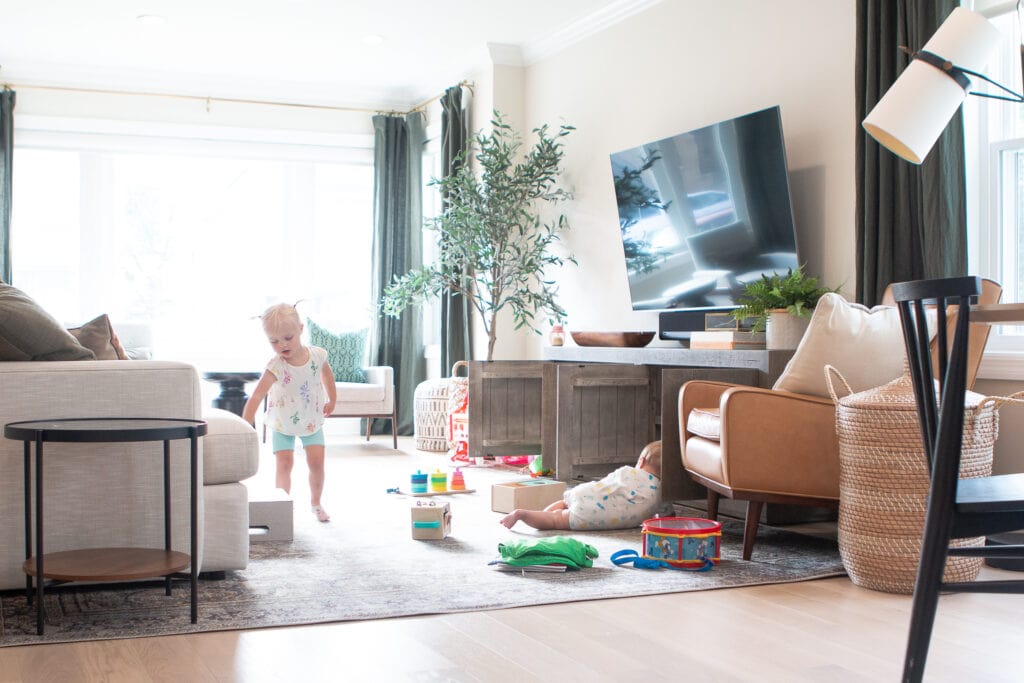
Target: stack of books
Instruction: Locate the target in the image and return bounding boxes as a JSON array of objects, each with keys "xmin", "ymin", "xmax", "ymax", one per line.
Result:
[{"xmin": 689, "ymin": 330, "xmax": 766, "ymax": 350}]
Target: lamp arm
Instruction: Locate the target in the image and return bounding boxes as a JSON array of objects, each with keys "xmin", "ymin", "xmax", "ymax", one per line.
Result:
[
  {"xmin": 958, "ymin": 65, "xmax": 1024, "ymax": 103},
  {"xmin": 901, "ymin": 46, "xmax": 1024, "ymax": 104}
]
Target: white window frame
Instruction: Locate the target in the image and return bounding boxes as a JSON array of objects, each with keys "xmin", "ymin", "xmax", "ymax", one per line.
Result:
[{"xmin": 964, "ymin": 4, "xmax": 1024, "ymax": 379}]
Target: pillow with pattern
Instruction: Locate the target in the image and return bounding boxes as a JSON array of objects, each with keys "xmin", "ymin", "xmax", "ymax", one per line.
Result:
[{"xmin": 306, "ymin": 319, "xmax": 367, "ymax": 383}]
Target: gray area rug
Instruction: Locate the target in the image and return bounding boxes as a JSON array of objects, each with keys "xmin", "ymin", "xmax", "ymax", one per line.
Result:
[{"xmin": 0, "ymin": 446, "xmax": 845, "ymax": 646}]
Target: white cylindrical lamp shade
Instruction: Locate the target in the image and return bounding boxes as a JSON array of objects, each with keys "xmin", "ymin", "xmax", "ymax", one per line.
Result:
[{"xmin": 862, "ymin": 7, "xmax": 1000, "ymax": 164}]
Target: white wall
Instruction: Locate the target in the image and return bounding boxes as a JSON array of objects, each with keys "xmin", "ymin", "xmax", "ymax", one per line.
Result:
[{"xmin": 476, "ymin": 0, "xmax": 857, "ymax": 361}]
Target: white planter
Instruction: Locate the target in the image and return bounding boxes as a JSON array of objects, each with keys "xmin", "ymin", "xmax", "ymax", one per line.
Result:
[{"xmin": 766, "ymin": 310, "xmax": 810, "ymax": 350}]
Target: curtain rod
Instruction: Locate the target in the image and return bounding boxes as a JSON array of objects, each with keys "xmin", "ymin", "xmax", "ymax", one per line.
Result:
[{"xmin": 0, "ymin": 79, "xmax": 473, "ymax": 116}]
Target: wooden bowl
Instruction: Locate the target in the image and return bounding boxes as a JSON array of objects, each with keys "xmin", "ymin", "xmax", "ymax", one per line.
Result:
[{"xmin": 570, "ymin": 331, "xmax": 656, "ymax": 347}]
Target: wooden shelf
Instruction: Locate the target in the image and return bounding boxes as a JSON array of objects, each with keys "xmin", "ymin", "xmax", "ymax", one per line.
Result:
[{"xmin": 23, "ymin": 547, "xmax": 190, "ymax": 582}]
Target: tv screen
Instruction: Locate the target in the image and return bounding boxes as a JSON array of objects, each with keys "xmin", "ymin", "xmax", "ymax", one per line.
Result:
[{"xmin": 610, "ymin": 106, "xmax": 799, "ymax": 316}]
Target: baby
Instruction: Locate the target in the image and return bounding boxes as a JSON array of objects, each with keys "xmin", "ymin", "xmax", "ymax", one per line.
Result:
[{"xmin": 499, "ymin": 441, "xmax": 662, "ymax": 531}]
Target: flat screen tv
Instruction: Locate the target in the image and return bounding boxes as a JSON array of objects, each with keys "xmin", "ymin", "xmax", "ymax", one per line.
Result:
[{"xmin": 610, "ymin": 105, "xmax": 799, "ymax": 338}]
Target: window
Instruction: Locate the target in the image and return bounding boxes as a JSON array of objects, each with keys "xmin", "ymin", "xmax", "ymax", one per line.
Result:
[
  {"xmin": 965, "ymin": 8, "xmax": 1024, "ymax": 358},
  {"xmin": 12, "ymin": 126, "xmax": 374, "ymax": 371}
]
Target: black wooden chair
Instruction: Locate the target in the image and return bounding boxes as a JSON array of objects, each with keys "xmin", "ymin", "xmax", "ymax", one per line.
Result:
[{"xmin": 891, "ymin": 276, "xmax": 1024, "ymax": 682}]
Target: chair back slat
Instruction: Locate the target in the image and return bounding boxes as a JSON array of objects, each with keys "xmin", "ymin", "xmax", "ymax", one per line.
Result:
[{"xmin": 891, "ymin": 276, "xmax": 981, "ymax": 476}]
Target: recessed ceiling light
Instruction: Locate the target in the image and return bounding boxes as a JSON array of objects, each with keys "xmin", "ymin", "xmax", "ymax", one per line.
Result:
[
  {"xmin": 136, "ymin": 14, "xmax": 166, "ymax": 26},
  {"xmin": 362, "ymin": 34, "xmax": 384, "ymax": 46}
]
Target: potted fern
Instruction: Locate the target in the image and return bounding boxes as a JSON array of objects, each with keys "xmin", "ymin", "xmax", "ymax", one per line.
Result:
[{"xmin": 732, "ymin": 265, "xmax": 839, "ymax": 349}]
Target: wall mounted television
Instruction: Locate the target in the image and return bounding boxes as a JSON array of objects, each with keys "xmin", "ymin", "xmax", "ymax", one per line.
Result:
[{"xmin": 610, "ymin": 105, "xmax": 800, "ymax": 340}]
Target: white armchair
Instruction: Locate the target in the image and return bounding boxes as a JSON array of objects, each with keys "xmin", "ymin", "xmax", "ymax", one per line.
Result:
[{"xmin": 329, "ymin": 365, "xmax": 397, "ymax": 449}]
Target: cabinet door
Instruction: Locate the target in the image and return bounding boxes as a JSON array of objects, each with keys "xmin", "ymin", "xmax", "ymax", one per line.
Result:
[
  {"xmin": 556, "ymin": 364, "xmax": 654, "ymax": 483},
  {"xmin": 467, "ymin": 361, "xmax": 555, "ymax": 460}
]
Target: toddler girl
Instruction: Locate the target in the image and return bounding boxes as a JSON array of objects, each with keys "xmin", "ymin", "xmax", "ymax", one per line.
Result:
[{"xmin": 243, "ymin": 303, "xmax": 337, "ymax": 522}]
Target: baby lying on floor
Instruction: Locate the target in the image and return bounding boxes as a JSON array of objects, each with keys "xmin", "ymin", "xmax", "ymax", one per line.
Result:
[{"xmin": 499, "ymin": 441, "xmax": 662, "ymax": 531}]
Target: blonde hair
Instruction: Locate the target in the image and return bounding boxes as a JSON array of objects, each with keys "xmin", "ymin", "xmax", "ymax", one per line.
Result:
[
  {"xmin": 260, "ymin": 302, "xmax": 302, "ymax": 334},
  {"xmin": 639, "ymin": 440, "xmax": 662, "ymax": 475}
]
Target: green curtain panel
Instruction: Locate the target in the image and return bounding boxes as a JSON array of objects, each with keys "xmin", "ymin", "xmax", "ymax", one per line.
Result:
[
  {"xmin": 371, "ymin": 112, "xmax": 425, "ymax": 436},
  {"xmin": 855, "ymin": 0, "xmax": 967, "ymax": 306},
  {"xmin": 0, "ymin": 89, "xmax": 14, "ymax": 285},
  {"xmin": 439, "ymin": 84, "xmax": 472, "ymax": 376}
]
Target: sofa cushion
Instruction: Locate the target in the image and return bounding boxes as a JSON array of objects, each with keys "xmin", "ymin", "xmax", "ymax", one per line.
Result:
[
  {"xmin": 772, "ymin": 293, "xmax": 905, "ymax": 398},
  {"xmin": 67, "ymin": 314, "xmax": 128, "ymax": 361},
  {"xmin": 307, "ymin": 318, "xmax": 367, "ymax": 383},
  {"xmin": 0, "ymin": 283, "xmax": 95, "ymax": 361},
  {"xmin": 202, "ymin": 408, "xmax": 259, "ymax": 485},
  {"xmin": 686, "ymin": 407, "xmax": 721, "ymax": 441}
]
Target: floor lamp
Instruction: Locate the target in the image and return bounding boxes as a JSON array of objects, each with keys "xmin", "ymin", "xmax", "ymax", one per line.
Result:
[{"xmin": 863, "ymin": 6, "xmax": 1019, "ymax": 164}]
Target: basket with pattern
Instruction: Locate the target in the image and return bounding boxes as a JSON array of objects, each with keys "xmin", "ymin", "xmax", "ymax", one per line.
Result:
[
  {"xmin": 413, "ymin": 379, "xmax": 450, "ymax": 452},
  {"xmin": 827, "ymin": 366, "xmax": 998, "ymax": 594}
]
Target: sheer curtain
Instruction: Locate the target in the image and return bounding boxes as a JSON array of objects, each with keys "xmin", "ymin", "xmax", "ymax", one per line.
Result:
[
  {"xmin": 371, "ymin": 112, "xmax": 425, "ymax": 435},
  {"xmin": 0, "ymin": 89, "xmax": 14, "ymax": 284},
  {"xmin": 855, "ymin": 0, "xmax": 966, "ymax": 305},
  {"xmin": 439, "ymin": 84, "xmax": 472, "ymax": 376}
]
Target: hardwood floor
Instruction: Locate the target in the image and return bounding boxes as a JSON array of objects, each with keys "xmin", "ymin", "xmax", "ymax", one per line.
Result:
[{"xmin": 2, "ymin": 435, "xmax": 1022, "ymax": 681}]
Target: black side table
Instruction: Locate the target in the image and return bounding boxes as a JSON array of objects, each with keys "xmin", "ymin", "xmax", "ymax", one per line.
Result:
[
  {"xmin": 202, "ymin": 372, "xmax": 262, "ymax": 417},
  {"xmin": 3, "ymin": 417, "xmax": 207, "ymax": 635}
]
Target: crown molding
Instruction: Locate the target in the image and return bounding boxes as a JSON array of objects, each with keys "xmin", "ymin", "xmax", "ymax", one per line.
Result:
[
  {"xmin": 521, "ymin": 0, "xmax": 663, "ymax": 65},
  {"xmin": 487, "ymin": 43, "xmax": 525, "ymax": 67}
]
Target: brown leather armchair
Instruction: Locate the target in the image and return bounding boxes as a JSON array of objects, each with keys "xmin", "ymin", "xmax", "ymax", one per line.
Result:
[{"xmin": 678, "ymin": 279, "xmax": 1002, "ymax": 561}]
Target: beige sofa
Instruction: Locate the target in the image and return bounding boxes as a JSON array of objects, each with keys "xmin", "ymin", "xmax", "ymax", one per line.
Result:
[{"xmin": 0, "ymin": 360, "xmax": 259, "ymax": 590}]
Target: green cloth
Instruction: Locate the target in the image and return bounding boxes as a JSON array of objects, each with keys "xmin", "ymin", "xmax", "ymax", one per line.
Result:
[{"xmin": 497, "ymin": 536, "xmax": 599, "ymax": 569}]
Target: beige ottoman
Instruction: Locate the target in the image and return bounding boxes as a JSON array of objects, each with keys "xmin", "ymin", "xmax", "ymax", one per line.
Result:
[{"xmin": 414, "ymin": 378, "xmax": 450, "ymax": 452}]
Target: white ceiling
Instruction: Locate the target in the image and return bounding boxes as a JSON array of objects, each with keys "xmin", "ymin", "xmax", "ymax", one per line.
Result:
[{"xmin": 1, "ymin": 0, "xmax": 654, "ymax": 111}]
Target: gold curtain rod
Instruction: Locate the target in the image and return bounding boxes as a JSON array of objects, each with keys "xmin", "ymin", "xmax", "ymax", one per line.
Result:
[{"xmin": 1, "ymin": 79, "xmax": 474, "ymax": 116}]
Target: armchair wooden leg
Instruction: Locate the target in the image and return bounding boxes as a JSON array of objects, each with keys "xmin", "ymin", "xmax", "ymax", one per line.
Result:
[
  {"xmin": 392, "ymin": 403, "xmax": 398, "ymax": 450},
  {"xmin": 706, "ymin": 490, "xmax": 720, "ymax": 520},
  {"xmin": 742, "ymin": 500, "xmax": 763, "ymax": 561},
  {"xmin": 365, "ymin": 418, "xmax": 372, "ymax": 441}
]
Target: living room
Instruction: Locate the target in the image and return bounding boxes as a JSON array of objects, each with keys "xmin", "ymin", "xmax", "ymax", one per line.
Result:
[{"xmin": 2, "ymin": 0, "xmax": 1024, "ymax": 680}]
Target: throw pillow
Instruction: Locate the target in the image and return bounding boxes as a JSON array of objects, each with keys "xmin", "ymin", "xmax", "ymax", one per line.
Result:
[
  {"xmin": 307, "ymin": 319, "xmax": 367, "ymax": 383},
  {"xmin": 772, "ymin": 292, "xmax": 905, "ymax": 398},
  {"xmin": 0, "ymin": 283, "xmax": 95, "ymax": 361},
  {"xmin": 67, "ymin": 314, "xmax": 127, "ymax": 361}
]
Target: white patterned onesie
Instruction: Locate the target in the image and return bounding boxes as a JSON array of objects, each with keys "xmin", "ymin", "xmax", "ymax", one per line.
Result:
[
  {"xmin": 565, "ymin": 466, "xmax": 661, "ymax": 530},
  {"xmin": 264, "ymin": 346, "xmax": 329, "ymax": 436}
]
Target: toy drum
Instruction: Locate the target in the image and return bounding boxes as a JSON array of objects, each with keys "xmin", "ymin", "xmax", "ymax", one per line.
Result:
[{"xmin": 642, "ymin": 517, "xmax": 721, "ymax": 568}]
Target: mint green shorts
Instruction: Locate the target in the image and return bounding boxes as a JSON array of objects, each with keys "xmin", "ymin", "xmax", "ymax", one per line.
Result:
[{"xmin": 272, "ymin": 428, "xmax": 325, "ymax": 453}]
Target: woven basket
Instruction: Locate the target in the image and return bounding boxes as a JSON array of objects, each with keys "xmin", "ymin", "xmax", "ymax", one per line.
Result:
[
  {"xmin": 413, "ymin": 379, "xmax": 450, "ymax": 452},
  {"xmin": 830, "ymin": 369, "xmax": 998, "ymax": 594}
]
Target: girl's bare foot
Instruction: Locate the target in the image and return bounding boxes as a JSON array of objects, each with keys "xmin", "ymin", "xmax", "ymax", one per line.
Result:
[{"xmin": 312, "ymin": 505, "xmax": 331, "ymax": 523}]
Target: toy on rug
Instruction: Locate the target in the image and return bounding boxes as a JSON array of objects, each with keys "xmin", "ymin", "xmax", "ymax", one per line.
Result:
[
  {"xmin": 610, "ymin": 517, "xmax": 721, "ymax": 571},
  {"xmin": 430, "ymin": 469, "xmax": 447, "ymax": 492},
  {"xmin": 411, "ymin": 500, "xmax": 451, "ymax": 540},
  {"xmin": 499, "ymin": 440, "xmax": 662, "ymax": 531},
  {"xmin": 410, "ymin": 470, "xmax": 428, "ymax": 494}
]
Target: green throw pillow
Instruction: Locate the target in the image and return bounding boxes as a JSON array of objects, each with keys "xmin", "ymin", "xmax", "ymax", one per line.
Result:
[{"xmin": 307, "ymin": 319, "xmax": 367, "ymax": 383}]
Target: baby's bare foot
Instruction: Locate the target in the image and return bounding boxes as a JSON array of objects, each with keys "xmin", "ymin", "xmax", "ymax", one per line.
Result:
[
  {"xmin": 312, "ymin": 505, "xmax": 331, "ymax": 523},
  {"xmin": 499, "ymin": 511, "xmax": 521, "ymax": 529}
]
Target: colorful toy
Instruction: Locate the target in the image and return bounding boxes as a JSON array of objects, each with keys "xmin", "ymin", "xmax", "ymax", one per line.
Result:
[
  {"xmin": 640, "ymin": 517, "xmax": 721, "ymax": 568},
  {"xmin": 430, "ymin": 469, "xmax": 447, "ymax": 492},
  {"xmin": 450, "ymin": 467, "xmax": 466, "ymax": 491},
  {"xmin": 410, "ymin": 470, "xmax": 428, "ymax": 494},
  {"xmin": 411, "ymin": 500, "xmax": 451, "ymax": 540}
]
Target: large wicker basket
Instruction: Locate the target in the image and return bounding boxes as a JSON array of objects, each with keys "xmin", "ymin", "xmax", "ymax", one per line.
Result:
[{"xmin": 830, "ymin": 370, "xmax": 998, "ymax": 594}]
